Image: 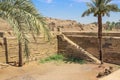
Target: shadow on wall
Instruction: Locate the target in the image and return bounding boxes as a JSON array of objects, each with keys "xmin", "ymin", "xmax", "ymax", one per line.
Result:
[{"xmin": 57, "ymin": 33, "xmax": 120, "ymax": 65}]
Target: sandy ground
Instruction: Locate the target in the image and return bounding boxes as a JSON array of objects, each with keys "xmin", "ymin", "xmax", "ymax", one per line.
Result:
[{"xmin": 0, "ymin": 61, "xmax": 119, "ymax": 80}]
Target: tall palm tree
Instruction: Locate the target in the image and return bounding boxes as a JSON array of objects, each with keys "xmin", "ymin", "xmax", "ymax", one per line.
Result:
[
  {"xmin": 0, "ymin": 0, "xmax": 50, "ymax": 66},
  {"xmin": 82, "ymin": 0, "xmax": 120, "ymax": 64}
]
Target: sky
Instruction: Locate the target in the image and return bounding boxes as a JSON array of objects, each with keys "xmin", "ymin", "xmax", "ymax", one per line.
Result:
[{"xmin": 32, "ymin": 0, "xmax": 120, "ymax": 24}]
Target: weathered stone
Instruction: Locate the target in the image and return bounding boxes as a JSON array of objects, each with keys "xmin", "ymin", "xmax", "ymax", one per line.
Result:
[{"xmin": 58, "ymin": 32, "xmax": 120, "ymax": 65}]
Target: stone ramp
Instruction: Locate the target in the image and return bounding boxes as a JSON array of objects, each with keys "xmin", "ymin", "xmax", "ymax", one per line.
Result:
[
  {"xmin": 99, "ymin": 69, "xmax": 120, "ymax": 80},
  {"xmin": 61, "ymin": 34, "xmax": 100, "ymax": 64}
]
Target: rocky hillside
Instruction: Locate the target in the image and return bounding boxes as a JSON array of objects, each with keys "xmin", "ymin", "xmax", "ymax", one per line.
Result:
[
  {"xmin": 45, "ymin": 17, "xmax": 83, "ymax": 32},
  {"xmin": 45, "ymin": 17, "xmax": 120, "ymax": 32},
  {"xmin": 0, "ymin": 17, "xmax": 119, "ymax": 35}
]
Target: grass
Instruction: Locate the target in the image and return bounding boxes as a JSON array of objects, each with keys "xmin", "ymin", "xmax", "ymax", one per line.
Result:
[
  {"xmin": 40, "ymin": 54, "xmax": 64, "ymax": 64},
  {"xmin": 39, "ymin": 54, "xmax": 86, "ymax": 64}
]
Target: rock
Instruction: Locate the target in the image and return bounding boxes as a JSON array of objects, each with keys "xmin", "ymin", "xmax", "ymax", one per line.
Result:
[{"xmin": 97, "ymin": 66, "xmax": 114, "ymax": 78}]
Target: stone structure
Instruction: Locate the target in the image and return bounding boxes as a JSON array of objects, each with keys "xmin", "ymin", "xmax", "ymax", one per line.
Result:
[
  {"xmin": 57, "ymin": 34, "xmax": 100, "ymax": 63},
  {"xmin": 58, "ymin": 32, "xmax": 120, "ymax": 65},
  {"xmin": 0, "ymin": 35, "xmax": 57, "ymax": 64}
]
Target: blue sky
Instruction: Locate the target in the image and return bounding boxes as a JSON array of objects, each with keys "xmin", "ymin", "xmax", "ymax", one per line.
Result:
[{"xmin": 32, "ymin": 0, "xmax": 120, "ymax": 24}]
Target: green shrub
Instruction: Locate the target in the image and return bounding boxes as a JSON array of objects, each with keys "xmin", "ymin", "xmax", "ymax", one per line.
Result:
[
  {"xmin": 39, "ymin": 54, "xmax": 65, "ymax": 63},
  {"xmin": 49, "ymin": 54, "xmax": 65, "ymax": 61},
  {"xmin": 39, "ymin": 54, "xmax": 86, "ymax": 64}
]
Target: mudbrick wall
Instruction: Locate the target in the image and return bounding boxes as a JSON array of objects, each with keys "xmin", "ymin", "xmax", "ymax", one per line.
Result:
[
  {"xmin": 0, "ymin": 37, "xmax": 57, "ymax": 63},
  {"xmin": 57, "ymin": 34, "xmax": 120, "ymax": 65},
  {"xmin": 1, "ymin": 32, "xmax": 120, "ymax": 65},
  {"xmin": 57, "ymin": 35, "xmax": 95, "ymax": 62}
]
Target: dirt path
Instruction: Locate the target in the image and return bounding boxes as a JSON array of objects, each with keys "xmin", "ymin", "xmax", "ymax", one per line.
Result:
[{"xmin": 0, "ymin": 62, "xmax": 119, "ymax": 80}]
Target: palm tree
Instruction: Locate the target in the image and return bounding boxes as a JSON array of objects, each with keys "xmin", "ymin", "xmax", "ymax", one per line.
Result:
[
  {"xmin": 0, "ymin": 0, "xmax": 49, "ymax": 66},
  {"xmin": 82, "ymin": 0, "xmax": 120, "ymax": 64}
]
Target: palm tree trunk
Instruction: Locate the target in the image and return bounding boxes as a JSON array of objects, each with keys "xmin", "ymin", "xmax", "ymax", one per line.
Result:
[
  {"xmin": 3, "ymin": 38, "xmax": 9, "ymax": 64},
  {"xmin": 18, "ymin": 41, "xmax": 22, "ymax": 67},
  {"xmin": 98, "ymin": 14, "xmax": 103, "ymax": 64}
]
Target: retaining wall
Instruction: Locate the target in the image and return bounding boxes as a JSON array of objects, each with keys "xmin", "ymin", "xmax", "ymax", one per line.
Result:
[
  {"xmin": 0, "ymin": 37, "xmax": 57, "ymax": 63},
  {"xmin": 58, "ymin": 33, "xmax": 120, "ymax": 65}
]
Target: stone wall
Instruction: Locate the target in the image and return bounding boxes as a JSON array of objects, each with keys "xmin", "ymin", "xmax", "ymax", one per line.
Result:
[
  {"xmin": 1, "ymin": 32, "xmax": 120, "ymax": 65},
  {"xmin": 57, "ymin": 35, "xmax": 98, "ymax": 63},
  {"xmin": 57, "ymin": 34, "xmax": 120, "ymax": 65},
  {"xmin": 63, "ymin": 32, "xmax": 120, "ymax": 37},
  {"xmin": 0, "ymin": 37, "xmax": 57, "ymax": 63}
]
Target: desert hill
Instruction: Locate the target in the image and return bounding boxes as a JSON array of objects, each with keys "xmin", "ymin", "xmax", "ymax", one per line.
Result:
[
  {"xmin": 45, "ymin": 17, "xmax": 99, "ymax": 32},
  {"xmin": 0, "ymin": 17, "xmax": 119, "ymax": 36}
]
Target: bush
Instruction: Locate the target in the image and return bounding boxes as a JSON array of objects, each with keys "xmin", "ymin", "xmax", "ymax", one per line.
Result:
[
  {"xmin": 40, "ymin": 54, "xmax": 65, "ymax": 63},
  {"xmin": 40, "ymin": 54, "xmax": 86, "ymax": 64}
]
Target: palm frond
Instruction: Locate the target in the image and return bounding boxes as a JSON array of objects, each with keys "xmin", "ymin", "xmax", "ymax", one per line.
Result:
[
  {"xmin": 106, "ymin": 4, "xmax": 120, "ymax": 12},
  {"xmin": 82, "ymin": 0, "xmax": 120, "ymax": 17},
  {"xmin": 81, "ymin": 10, "xmax": 90, "ymax": 17},
  {"xmin": 86, "ymin": 2, "xmax": 95, "ymax": 8},
  {"xmin": 0, "ymin": 0, "xmax": 50, "ymax": 58}
]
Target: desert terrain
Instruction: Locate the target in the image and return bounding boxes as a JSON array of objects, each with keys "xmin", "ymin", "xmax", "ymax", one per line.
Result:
[
  {"xmin": 0, "ymin": 61, "xmax": 120, "ymax": 80},
  {"xmin": 0, "ymin": 18, "xmax": 120, "ymax": 80}
]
